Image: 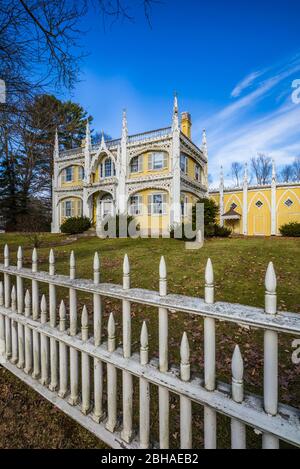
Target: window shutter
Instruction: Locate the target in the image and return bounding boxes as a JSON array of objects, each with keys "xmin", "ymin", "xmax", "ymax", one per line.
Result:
[
  {"xmin": 62, "ymin": 201, "xmax": 65, "ymax": 217},
  {"xmin": 163, "ymin": 153, "xmax": 167, "ymax": 169},
  {"xmin": 148, "ymin": 154, "xmax": 152, "ymax": 170},
  {"xmin": 138, "ymin": 195, "xmax": 143, "ymax": 214},
  {"xmin": 139, "ymin": 156, "xmax": 143, "ymax": 172},
  {"xmin": 61, "ymin": 170, "xmax": 66, "ymax": 184},
  {"xmin": 147, "ymin": 194, "xmax": 152, "ymax": 214},
  {"xmin": 77, "ymin": 200, "xmax": 82, "ymax": 216},
  {"xmin": 71, "ymin": 201, "xmax": 75, "ymax": 217}
]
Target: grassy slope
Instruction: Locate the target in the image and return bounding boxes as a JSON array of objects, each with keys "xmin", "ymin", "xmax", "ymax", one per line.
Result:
[{"xmin": 0, "ymin": 233, "xmax": 299, "ymax": 448}]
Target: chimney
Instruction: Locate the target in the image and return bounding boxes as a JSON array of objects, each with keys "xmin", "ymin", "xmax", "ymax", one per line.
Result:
[{"xmin": 181, "ymin": 112, "xmax": 192, "ymax": 139}]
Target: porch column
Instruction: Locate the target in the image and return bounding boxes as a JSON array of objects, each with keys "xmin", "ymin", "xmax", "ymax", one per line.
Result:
[
  {"xmin": 242, "ymin": 164, "xmax": 248, "ymax": 236},
  {"xmin": 51, "ymin": 189, "xmax": 60, "ymax": 233},
  {"xmin": 271, "ymin": 161, "xmax": 277, "ymax": 236},
  {"xmin": 83, "ymin": 188, "xmax": 91, "ymax": 219}
]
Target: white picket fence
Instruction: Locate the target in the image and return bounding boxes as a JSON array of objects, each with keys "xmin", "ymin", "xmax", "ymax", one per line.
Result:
[{"xmin": 0, "ymin": 244, "xmax": 299, "ymax": 449}]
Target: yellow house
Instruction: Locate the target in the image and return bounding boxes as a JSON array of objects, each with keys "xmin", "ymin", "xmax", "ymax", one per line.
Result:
[
  {"xmin": 51, "ymin": 97, "xmax": 208, "ymax": 235},
  {"xmin": 210, "ymin": 166, "xmax": 300, "ymax": 236}
]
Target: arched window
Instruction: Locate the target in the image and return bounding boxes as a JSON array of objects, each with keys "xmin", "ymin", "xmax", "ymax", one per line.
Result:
[{"xmin": 61, "ymin": 166, "xmax": 74, "ymax": 183}]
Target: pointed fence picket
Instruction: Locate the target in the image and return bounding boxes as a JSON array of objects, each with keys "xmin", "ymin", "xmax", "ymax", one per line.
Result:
[{"xmin": 0, "ymin": 244, "xmax": 299, "ymax": 449}]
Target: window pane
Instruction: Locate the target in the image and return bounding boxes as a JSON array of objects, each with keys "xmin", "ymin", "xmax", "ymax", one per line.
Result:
[
  {"xmin": 65, "ymin": 201, "xmax": 72, "ymax": 217},
  {"xmin": 153, "ymin": 153, "xmax": 164, "ymax": 169},
  {"xmin": 130, "ymin": 156, "xmax": 139, "ymax": 173},
  {"xmin": 104, "ymin": 158, "xmax": 112, "ymax": 177},
  {"xmin": 66, "ymin": 167, "xmax": 73, "ymax": 182}
]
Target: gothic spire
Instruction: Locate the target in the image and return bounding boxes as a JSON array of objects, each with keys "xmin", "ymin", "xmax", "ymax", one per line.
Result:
[
  {"xmin": 220, "ymin": 166, "xmax": 224, "ymax": 188},
  {"xmin": 172, "ymin": 93, "xmax": 179, "ymax": 132},
  {"xmin": 243, "ymin": 162, "xmax": 248, "ymax": 184},
  {"xmin": 202, "ymin": 129, "xmax": 207, "ymax": 147},
  {"xmin": 53, "ymin": 128, "xmax": 59, "ymax": 159},
  {"xmin": 272, "ymin": 159, "xmax": 276, "ymax": 182},
  {"xmin": 122, "ymin": 109, "xmax": 128, "ymax": 140},
  {"xmin": 85, "ymin": 119, "xmax": 91, "ymax": 148}
]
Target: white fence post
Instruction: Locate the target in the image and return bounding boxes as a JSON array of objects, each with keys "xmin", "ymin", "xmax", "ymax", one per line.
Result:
[
  {"xmin": 180, "ymin": 332, "xmax": 192, "ymax": 449},
  {"xmin": 40, "ymin": 295, "xmax": 49, "ymax": 386},
  {"xmin": 263, "ymin": 262, "xmax": 279, "ymax": 449},
  {"xmin": 58, "ymin": 300, "xmax": 68, "ymax": 398},
  {"xmin": 24, "ymin": 290, "xmax": 33, "ymax": 374},
  {"xmin": 31, "ymin": 248, "xmax": 40, "ymax": 379},
  {"xmin": 69, "ymin": 250, "xmax": 79, "ymax": 406},
  {"xmin": 204, "ymin": 258, "xmax": 217, "ymax": 449},
  {"xmin": 49, "ymin": 249, "xmax": 58, "ymax": 391},
  {"xmin": 16, "ymin": 246, "xmax": 24, "ymax": 313},
  {"xmin": 140, "ymin": 321, "xmax": 150, "ymax": 449},
  {"xmin": 106, "ymin": 313, "xmax": 117, "ymax": 433},
  {"xmin": 32, "ymin": 248, "xmax": 39, "ymax": 319},
  {"xmin": 0, "ymin": 281, "xmax": 5, "ymax": 357},
  {"xmin": 121, "ymin": 254, "xmax": 133, "ymax": 443},
  {"xmin": 16, "ymin": 247, "xmax": 24, "ymax": 369},
  {"xmin": 4, "ymin": 245, "xmax": 11, "ymax": 359},
  {"xmin": 11, "ymin": 286, "xmax": 18, "ymax": 364},
  {"xmin": 231, "ymin": 345, "xmax": 246, "ymax": 449},
  {"xmin": 158, "ymin": 256, "xmax": 169, "ymax": 449},
  {"xmin": 92, "ymin": 252, "xmax": 104, "ymax": 423},
  {"xmin": 81, "ymin": 305, "xmax": 91, "ymax": 414}
]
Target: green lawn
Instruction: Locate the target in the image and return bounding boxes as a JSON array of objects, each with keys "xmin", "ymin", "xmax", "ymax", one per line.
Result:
[{"xmin": 0, "ymin": 233, "xmax": 299, "ymax": 448}]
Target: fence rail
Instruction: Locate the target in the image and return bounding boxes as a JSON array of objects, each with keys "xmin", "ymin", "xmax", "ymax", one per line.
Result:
[{"xmin": 0, "ymin": 244, "xmax": 299, "ymax": 449}]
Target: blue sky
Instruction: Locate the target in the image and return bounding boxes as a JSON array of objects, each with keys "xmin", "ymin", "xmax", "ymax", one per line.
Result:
[{"xmin": 68, "ymin": 0, "xmax": 300, "ymax": 185}]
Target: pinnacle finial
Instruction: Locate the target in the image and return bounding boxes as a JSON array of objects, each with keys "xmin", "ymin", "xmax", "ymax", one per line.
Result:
[
  {"xmin": 122, "ymin": 108, "xmax": 128, "ymax": 139},
  {"xmin": 85, "ymin": 119, "xmax": 91, "ymax": 148},
  {"xmin": 172, "ymin": 93, "xmax": 179, "ymax": 132},
  {"xmin": 173, "ymin": 92, "xmax": 178, "ymax": 113},
  {"xmin": 244, "ymin": 162, "xmax": 248, "ymax": 182},
  {"xmin": 54, "ymin": 128, "xmax": 59, "ymax": 158},
  {"xmin": 202, "ymin": 129, "xmax": 207, "ymax": 146},
  {"xmin": 272, "ymin": 159, "xmax": 276, "ymax": 181}
]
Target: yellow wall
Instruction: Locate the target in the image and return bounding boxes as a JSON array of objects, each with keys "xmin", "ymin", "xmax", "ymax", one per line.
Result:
[
  {"xmin": 59, "ymin": 197, "xmax": 82, "ymax": 224},
  {"xmin": 276, "ymin": 187, "xmax": 300, "ymax": 230},
  {"xmin": 247, "ymin": 190, "xmax": 271, "ymax": 236},
  {"xmin": 211, "ymin": 185, "xmax": 300, "ymax": 236},
  {"xmin": 129, "ymin": 188, "xmax": 170, "ymax": 234},
  {"xmin": 60, "ymin": 165, "xmax": 84, "ymax": 188},
  {"xmin": 128, "ymin": 151, "xmax": 169, "ymax": 179}
]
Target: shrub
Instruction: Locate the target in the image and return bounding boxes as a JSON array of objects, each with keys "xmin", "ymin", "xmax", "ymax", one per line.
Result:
[
  {"xmin": 279, "ymin": 222, "xmax": 300, "ymax": 237},
  {"xmin": 60, "ymin": 216, "xmax": 91, "ymax": 234},
  {"xmin": 214, "ymin": 224, "xmax": 231, "ymax": 237},
  {"xmin": 204, "ymin": 223, "xmax": 215, "ymax": 238}
]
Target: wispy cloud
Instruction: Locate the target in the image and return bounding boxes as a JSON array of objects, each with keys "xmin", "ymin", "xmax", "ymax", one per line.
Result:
[
  {"xmin": 231, "ymin": 70, "xmax": 265, "ymax": 97},
  {"xmin": 194, "ymin": 53, "xmax": 300, "ymax": 185}
]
